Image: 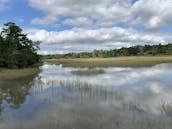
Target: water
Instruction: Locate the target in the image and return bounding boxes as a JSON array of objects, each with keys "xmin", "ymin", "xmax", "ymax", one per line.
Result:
[{"xmin": 1, "ymin": 63, "xmax": 172, "ymax": 129}]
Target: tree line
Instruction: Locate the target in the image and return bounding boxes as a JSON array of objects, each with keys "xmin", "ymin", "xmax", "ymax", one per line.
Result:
[
  {"xmin": 44, "ymin": 43, "xmax": 172, "ymax": 59},
  {"xmin": 0, "ymin": 22, "xmax": 40, "ymax": 68},
  {"xmin": 1, "ymin": 22, "xmax": 172, "ymax": 67}
]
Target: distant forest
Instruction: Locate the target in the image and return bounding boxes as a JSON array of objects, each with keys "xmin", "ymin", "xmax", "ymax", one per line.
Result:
[{"xmin": 44, "ymin": 43, "xmax": 172, "ymax": 59}]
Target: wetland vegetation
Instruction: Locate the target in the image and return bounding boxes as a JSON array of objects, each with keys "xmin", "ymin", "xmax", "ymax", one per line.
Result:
[
  {"xmin": 44, "ymin": 43, "xmax": 172, "ymax": 59},
  {"xmin": 0, "ymin": 22, "xmax": 40, "ymax": 68},
  {"xmin": 1, "ymin": 63, "xmax": 172, "ymax": 129},
  {"xmin": 45, "ymin": 56, "xmax": 172, "ymax": 67},
  {"xmin": 1, "ymin": 22, "xmax": 172, "ymax": 129}
]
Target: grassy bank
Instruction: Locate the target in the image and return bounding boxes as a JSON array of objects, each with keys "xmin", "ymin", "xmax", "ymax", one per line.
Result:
[
  {"xmin": 44, "ymin": 56, "xmax": 172, "ymax": 67},
  {"xmin": 0, "ymin": 67, "xmax": 39, "ymax": 81}
]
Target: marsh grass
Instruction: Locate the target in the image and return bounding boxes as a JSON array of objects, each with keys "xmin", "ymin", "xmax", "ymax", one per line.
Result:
[
  {"xmin": 0, "ymin": 67, "xmax": 39, "ymax": 82},
  {"xmin": 161, "ymin": 102, "xmax": 172, "ymax": 116},
  {"xmin": 71, "ymin": 69, "xmax": 105, "ymax": 76},
  {"xmin": 45, "ymin": 56, "xmax": 172, "ymax": 67},
  {"xmin": 59, "ymin": 79, "xmax": 92, "ymax": 88}
]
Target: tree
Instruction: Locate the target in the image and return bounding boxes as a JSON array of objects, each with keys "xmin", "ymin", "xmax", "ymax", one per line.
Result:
[{"xmin": 0, "ymin": 22, "xmax": 40, "ymax": 68}]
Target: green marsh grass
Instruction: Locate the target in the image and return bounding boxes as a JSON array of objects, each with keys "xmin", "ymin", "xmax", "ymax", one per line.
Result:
[
  {"xmin": 44, "ymin": 56, "xmax": 172, "ymax": 68},
  {"xmin": 71, "ymin": 69, "xmax": 104, "ymax": 76},
  {"xmin": 0, "ymin": 67, "xmax": 39, "ymax": 81}
]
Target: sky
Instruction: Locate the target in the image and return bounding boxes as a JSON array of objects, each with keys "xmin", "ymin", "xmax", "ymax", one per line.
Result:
[{"xmin": 0, "ymin": 0, "xmax": 172, "ymax": 55}]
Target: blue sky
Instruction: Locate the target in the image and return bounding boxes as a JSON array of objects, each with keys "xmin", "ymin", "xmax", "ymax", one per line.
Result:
[{"xmin": 0, "ymin": 0, "xmax": 172, "ymax": 54}]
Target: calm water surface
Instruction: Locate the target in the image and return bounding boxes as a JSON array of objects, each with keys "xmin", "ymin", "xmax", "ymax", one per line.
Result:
[{"xmin": 1, "ymin": 63, "xmax": 172, "ymax": 129}]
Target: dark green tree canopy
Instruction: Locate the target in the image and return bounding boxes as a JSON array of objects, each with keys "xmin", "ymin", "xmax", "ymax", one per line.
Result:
[{"xmin": 0, "ymin": 22, "xmax": 40, "ymax": 68}]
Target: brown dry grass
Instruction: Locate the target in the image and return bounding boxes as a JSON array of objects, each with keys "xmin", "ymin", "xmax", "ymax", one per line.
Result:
[{"xmin": 44, "ymin": 56, "xmax": 172, "ymax": 67}]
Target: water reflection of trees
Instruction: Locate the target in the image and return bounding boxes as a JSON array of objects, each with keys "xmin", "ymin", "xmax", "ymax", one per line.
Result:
[{"xmin": 0, "ymin": 74, "xmax": 37, "ymax": 113}]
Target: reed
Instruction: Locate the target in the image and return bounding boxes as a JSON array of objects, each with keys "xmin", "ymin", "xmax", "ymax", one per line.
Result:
[{"xmin": 44, "ymin": 56, "xmax": 172, "ymax": 67}]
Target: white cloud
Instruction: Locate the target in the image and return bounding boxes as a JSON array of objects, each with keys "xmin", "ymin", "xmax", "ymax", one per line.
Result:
[
  {"xmin": 26, "ymin": 0, "xmax": 172, "ymax": 54},
  {"xmin": 28, "ymin": 0, "xmax": 172, "ymax": 29},
  {"xmin": 26, "ymin": 27, "xmax": 170, "ymax": 54},
  {"xmin": 132, "ymin": 0, "xmax": 172, "ymax": 30},
  {"xmin": 31, "ymin": 16, "xmax": 59, "ymax": 27},
  {"xmin": 28, "ymin": 0, "xmax": 133, "ymax": 27},
  {"xmin": 63, "ymin": 17, "xmax": 93, "ymax": 27}
]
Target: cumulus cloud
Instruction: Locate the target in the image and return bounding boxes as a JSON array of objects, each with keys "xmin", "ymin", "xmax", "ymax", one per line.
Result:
[
  {"xmin": 63, "ymin": 17, "xmax": 93, "ymax": 27},
  {"xmin": 26, "ymin": 27, "xmax": 170, "ymax": 54},
  {"xmin": 28, "ymin": 0, "xmax": 172, "ymax": 29},
  {"xmin": 132, "ymin": 0, "xmax": 172, "ymax": 30},
  {"xmin": 28, "ymin": 0, "xmax": 133, "ymax": 27},
  {"xmin": 31, "ymin": 16, "xmax": 59, "ymax": 27},
  {"xmin": 26, "ymin": 0, "xmax": 172, "ymax": 54}
]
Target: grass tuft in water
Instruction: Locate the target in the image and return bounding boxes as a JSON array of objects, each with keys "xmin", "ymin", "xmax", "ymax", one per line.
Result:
[
  {"xmin": 59, "ymin": 79, "xmax": 92, "ymax": 88},
  {"xmin": 71, "ymin": 69, "xmax": 104, "ymax": 76}
]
